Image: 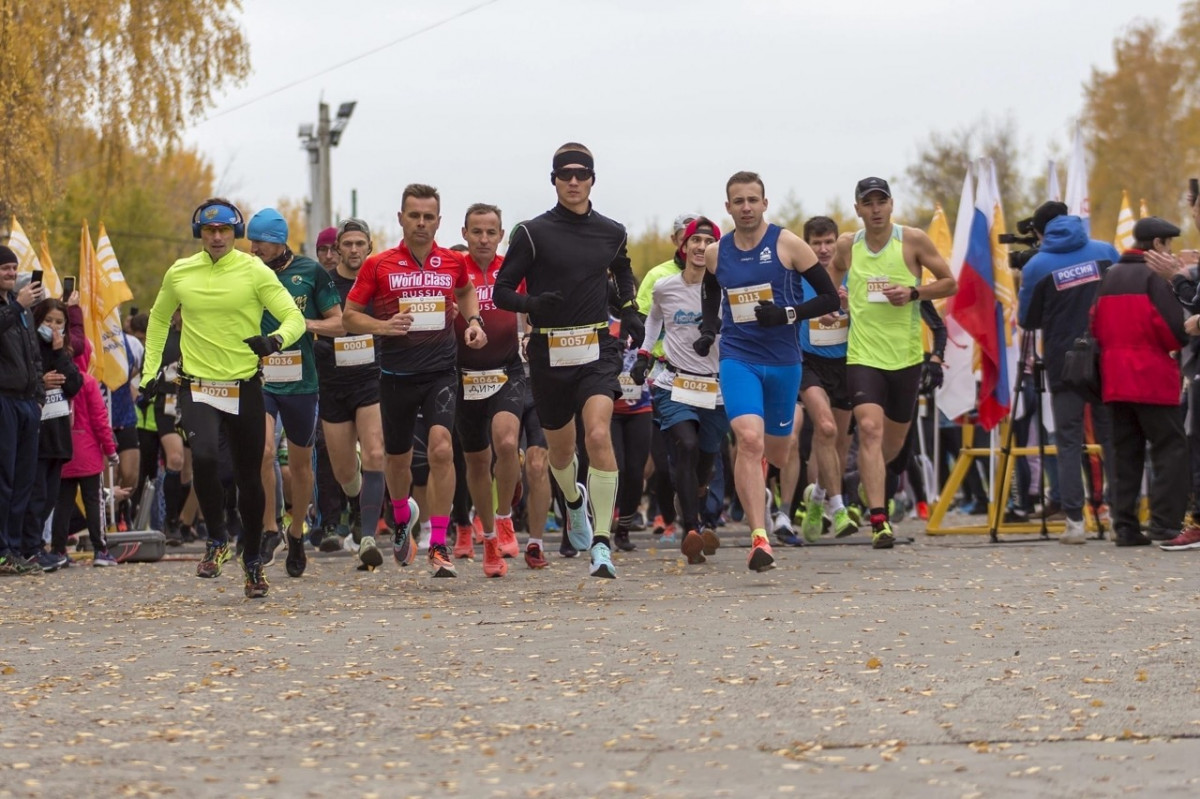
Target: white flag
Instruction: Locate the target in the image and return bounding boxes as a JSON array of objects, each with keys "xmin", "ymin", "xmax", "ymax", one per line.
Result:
[
  {"xmin": 1047, "ymin": 160, "xmax": 1062, "ymax": 202},
  {"xmin": 936, "ymin": 167, "xmax": 979, "ymax": 421},
  {"xmin": 1065, "ymin": 125, "xmax": 1090, "ymax": 233}
]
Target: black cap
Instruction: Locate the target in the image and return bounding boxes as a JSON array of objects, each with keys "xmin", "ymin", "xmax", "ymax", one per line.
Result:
[
  {"xmin": 1032, "ymin": 201, "xmax": 1068, "ymax": 234},
  {"xmin": 0, "ymin": 245, "xmax": 16, "ymax": 266},
  {"xmin": 855, "ymin": 177, "xmax": 891, "ymax": 201},
  {"xmin": 1133, "ymin": 216, "xmax": 1181, "ymax": 242}
]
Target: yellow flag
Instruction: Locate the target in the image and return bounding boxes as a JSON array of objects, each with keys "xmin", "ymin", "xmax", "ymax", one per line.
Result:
[
  {"xmin": 80, "ymin": 220, "xmax": 130, "ymax": 389},
  {"xmin": 94, "ymin": 223, "xmax": 134, "ymax": 315},
  {"xmin": 923, "ymin": 204, "xmax": 954, "ymax": 353},
  {"xmin": 1114, "ymin": 190, "xmax": 1134, "ymax": 251},
  {"xmin": 990, "ymin": 199, "xmax": 1017, "ymax": 340},
  {"xmin": 8, "ymin": 216, "xmax": 63, "ymax": 297},
  {"xmin": 1139, "ymin": 198, "xmax": 1150, "ymax": 219}
]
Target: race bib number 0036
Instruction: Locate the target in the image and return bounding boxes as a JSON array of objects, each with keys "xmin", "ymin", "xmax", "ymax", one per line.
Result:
[
  {"xmin": 729, "ymin": 283, "xmax": 773, "ymax": 324},
  {"xmin": 263, "ymin": 350, "xmax": 303, "ymax": 383}
]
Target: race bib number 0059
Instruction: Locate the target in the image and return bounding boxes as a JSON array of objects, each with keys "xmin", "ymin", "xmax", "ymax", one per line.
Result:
[{"xmin": 403, "ymin": 295, "xmax": 446, "ymax": 332}]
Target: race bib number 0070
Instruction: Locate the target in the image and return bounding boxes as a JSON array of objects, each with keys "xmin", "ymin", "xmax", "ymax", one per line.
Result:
[
  {"xmin": 190, "ymin": 380, "xmax": 240, "ymax": 414},
  {"xmin": 729, "ymin": 283, "xmax": 773, "ymax": 324}
]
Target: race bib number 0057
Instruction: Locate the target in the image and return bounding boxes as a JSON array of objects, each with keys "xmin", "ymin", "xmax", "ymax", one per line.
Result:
[{"xmin": 548, "ymin": 327, "xmax": 600, "ymax": 367}]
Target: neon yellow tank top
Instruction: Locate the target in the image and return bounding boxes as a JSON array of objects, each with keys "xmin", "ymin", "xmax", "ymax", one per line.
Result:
[{"xmin": 846, "ymin": 226, "xmax": 923, "ymax": 369}]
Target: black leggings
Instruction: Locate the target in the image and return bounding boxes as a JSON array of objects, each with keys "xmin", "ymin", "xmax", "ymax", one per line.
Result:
[
  {"xmin": 180, "ymin": 378, "xmax": 267, "ymax": 562},
  {"xmin": 611, "ymin": 413, "xmax": 653, "ymax": 520},
  {"xmin": 649, "ymin": 425, "xmax": 677, "ymax": 525},
  {"xmin": 53, "ymin": 473, "xmax": 104, "ymax": 554},
  {"xmin": 663, "ymin": 421, "xmax": 718, "ymax": 533}
]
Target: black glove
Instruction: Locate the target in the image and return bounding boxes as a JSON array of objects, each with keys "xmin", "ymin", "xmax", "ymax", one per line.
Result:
[
  {"xmin": 754, "ymin": 300, "xmax": 791, "ymax": 327},
  {"xmin": 526, "ymin": 291, "xmax": 564, "ymax": 318},
  {"xmin": 244, "ymin": 334, "xmax": 283, "ymax": 358},
  {"xmin": 920, "ymin": 355, "xmax": 945, "ymax": 394},
  {"xmin": 136, "ymin": 377, "xmax": 159, "ymax": 411},
  {"xmin": 630, "ymin": 350, "xmax": 652, "ymax": 385},
  {"xmin": 619, "ymin": 306, "xmax": 644, "ymax": 348},
  {"xmin": 693, "ymin": 332, "xmax": 715, "ymax": 357}
]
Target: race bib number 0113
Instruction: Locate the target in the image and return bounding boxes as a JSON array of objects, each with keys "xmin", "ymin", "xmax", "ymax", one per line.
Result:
[
  {"xmin": 190, "ymin": 380, "xmax": 240, "ymax": 414},
  {"xmin": 403, "ymin": 295, "xmax": 446, "ymax": 332},
  {"xmin": 334, "ymin": 335, "xmax": 375, "ymax": 367},
  {"xmin": 729, "ymin": 283, "xmax": 773, "ymax": 324},
  {"xmin": 548, "ymin": 326, "xmax": 600, "ymax": 367}
]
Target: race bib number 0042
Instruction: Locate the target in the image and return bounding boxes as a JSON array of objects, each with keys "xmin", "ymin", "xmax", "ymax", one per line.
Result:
[
  {"xmin": 334, "ymin": 334, "xmax": 375, "ymax": 367},
  {"xmin": 403, "ymin": 295, "xmax": 446, "ymax": 332},
  {"xmin": 547, "ymin": 326, "xmax": 600, "ymax": 367},
  {"xmin": 671, "ymin": 373, "xmax": 718, "ymax": 409},
  {"xmin": 190, "ymin": 380, "xmax": 240, "ymax": 414},
  {"xmin": 729, "ymin": 282, "xmax": 773, "ymax": 324}
]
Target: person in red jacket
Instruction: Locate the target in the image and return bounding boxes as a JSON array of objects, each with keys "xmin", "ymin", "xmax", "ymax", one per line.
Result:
[
  {"xmin": 1091, "ymin": 216, "xmax": 1189, "ymax": 546},
  {"xmin": 52, "ymin": 347, "xmax": 121, "ymax": 566}
]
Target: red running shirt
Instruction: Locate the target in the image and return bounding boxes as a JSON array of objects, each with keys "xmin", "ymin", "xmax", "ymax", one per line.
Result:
[{"xmin": 454, "ymin": 254, "xmax": 524, "ymax": 371}]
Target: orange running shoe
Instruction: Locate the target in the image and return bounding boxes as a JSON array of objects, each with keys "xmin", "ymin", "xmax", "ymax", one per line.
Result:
[
  {"xmin": 524, "ymin": 542, "xmax": 548, "ymax": 569},
  {"xmin": 472, "ymin": 516, "xmax": 484, "ymax": 544},
  {"xmin": 428, "ymin": 543, "xmax": 457, "ymax": 578},
  {"xmin": 747, "ymin": 535, "xmax": 776, "ymax": 572},
  {"xmin": 917, "ymin": 501, "xmax": 930, "ymax": 521},
  {"xmin": 496, "ymin": 516, "xmax": 519, "ymax": 558},
  {"xmin": 483, "ymin": 536, "xmax": 507, "ymax": 577},
  {"xmin": 453, "ymin": 524, "xmax": 475, "ymax": 560}
]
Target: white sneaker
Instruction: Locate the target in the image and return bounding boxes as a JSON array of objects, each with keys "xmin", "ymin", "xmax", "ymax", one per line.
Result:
[{"xmin": 1060, "ymin": 518, "xmax": 1087, "ymax": 545}]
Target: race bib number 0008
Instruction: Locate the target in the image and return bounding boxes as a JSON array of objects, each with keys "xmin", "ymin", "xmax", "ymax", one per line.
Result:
[
  {"xmin": 334, "ymin": 334, "xmax": 375, "ymax": 367},
  {"xmin": 547, "ymin": 326, "xmax": 600, "ymax": 367},
  {"xmin": 729, "ymin": 283, "xmax": 773, "ymax": 324},
  {"xmin": 403, "ymin": 295, "xmax": 446, "ymax": 332}
]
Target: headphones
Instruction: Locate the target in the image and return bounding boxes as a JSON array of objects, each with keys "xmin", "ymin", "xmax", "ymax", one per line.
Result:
[{"xmin": 191, "ymin": 200, "xmax": 246, "ymax": 239}]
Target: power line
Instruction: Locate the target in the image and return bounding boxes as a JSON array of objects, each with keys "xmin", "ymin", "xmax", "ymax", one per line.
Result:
[{"xmin": 196, "ymin": 0, "xmax": 504, "ymax": 124}]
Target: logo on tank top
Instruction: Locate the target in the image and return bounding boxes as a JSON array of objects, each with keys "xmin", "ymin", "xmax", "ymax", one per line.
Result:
[{"xmin": 759, "ymin": 246, "xmax": 773, "ymax": 264}]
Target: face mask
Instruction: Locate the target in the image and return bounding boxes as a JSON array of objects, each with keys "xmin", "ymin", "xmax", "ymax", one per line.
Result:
[{"xmin": 37, "ymin": 325, "xmax": 54, "ymax": 342}]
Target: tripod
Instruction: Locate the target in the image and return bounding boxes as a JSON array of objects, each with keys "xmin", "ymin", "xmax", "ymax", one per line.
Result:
[{"xmin": 989, "ymin": 330, "xmax": 1050, "ymax": 542}]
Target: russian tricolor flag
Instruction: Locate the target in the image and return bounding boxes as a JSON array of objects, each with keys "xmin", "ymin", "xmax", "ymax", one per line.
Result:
[{"xmin": 948, "ymin": 181, "xmax": 1011, "ymax": 430}]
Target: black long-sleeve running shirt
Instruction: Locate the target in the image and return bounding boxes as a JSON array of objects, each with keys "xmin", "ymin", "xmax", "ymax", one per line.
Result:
[{"xmin": 493, "ymin": 203, "xmax": 636, "ymax": 328}]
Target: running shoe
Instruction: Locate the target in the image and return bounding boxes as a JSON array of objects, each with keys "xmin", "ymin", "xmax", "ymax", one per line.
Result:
[
  {"xmin": 659, "ymin": 523, "xmax": 680, "ymax": 547},
  {"xmin": 453, "ymin": 524, "xmax": 475, "ymax": 560},
  {"xmin": 800, "ymin": 485, "xmax": 824, "ymax": 543},
  {"xmin": 243, "ymin": 561, "xmax": 269, "ymax": 598},
  {"xmin": 196, "ymin": 541, "xmax": 232, "ymax": 578},
  {"xmin": 747, "ymin": 535, "xmax": 776, "ymax": 572},
  {"xmin": 700, "ymin": 527, "xmax": 721, "ymax": 555},
  {"xmin": 871, "ymin": 522, "xmax": 896, "ymax": 549},
  {"xmin": 164, "ymin": 523, "xmax": 183, "ymax": 547},
  {"xmin": 846, "ymin": 505, "xmax": 862, "ymax": 527},
  {"xmin": 472, "ymin": 515, "xmax": 485, "ymax": 545},
  {"xmin": 613, "ymin": 527, "xmax": 636, "ymax": 552},
  {"xmin": 774, "ymin": 524, "xmax": 801, "ymax": 547},
  {"xmin": 285, "ymin": 534, "xmax": 307, "ymax": 577},
  {"xmin": 393, "ymin": 497, "xmax": 419, "ymax": 566},
  {"xmin": 589, "ymin": 540, "xmax": 617, "ymax": 579},
  {"xmin": 36, "ymin": 550, "xmax": 64, "ymax": 572},
  {"xmin": 92, "ymin": 550, "xmax": 118, "ymax": 567},
  {"xmin": 358, "ymin": 535, "xmax": 383, "ymax": 570},
  {"xmin": 1060, "ymin": 518, "xmax": 1087, "ymax": 545},
  {"xmin": 772, "ymin": 511, "xmax": 795, "ymax": 543},
  {"xmin": 496, "ymin": 516, "xmax": 520, "ymax": 558},
  {"xmin": 832, "ymin": 507, "xmax": 857, "ymax": 538},
  {"xmin": 566, "ymin": 483, "xmax": 593, "ymax": 551},
  {"xmin": 559, "ymin": 535, "xmax": 578, "ymax": 558},
  {"xmin": 261, "ymin": 530, "xmax": 282, "ymax": 567},
  {"xmin": 680, "ymin": 530, "xmax": 706, "ymax": 564},
  {"xmin": 318, "ymin": 524, "xmax": 342, "ymax": 553},
  {"xmin": 1159, "ymin": 527, "xmax": 1200, "ymax": 551},
  {"xmin": 483, "ymin": 537, "xmax": 507, "ymax": 578},
  {"xmin": 525, "ymin": 542, "xmax": 548, "ymax": 569},
  {"xmin": 428, "ymin": 543, "xmax": 457, "ymax": 578},
  {"xmin": 916, "ymin": 501, "xmax": 930, "ymax": 521}
]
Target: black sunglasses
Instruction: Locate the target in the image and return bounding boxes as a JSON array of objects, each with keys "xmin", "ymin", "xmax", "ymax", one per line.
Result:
[{"xmin": 554, "ymin": 167, "xmax": 594, "ymax": 183}]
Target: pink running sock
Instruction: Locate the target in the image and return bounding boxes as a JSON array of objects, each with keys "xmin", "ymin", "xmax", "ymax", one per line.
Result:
[
  {"xmin": 430, "ymin": 515, "xmax": 449, "ymax": 547},
  {"xmin": 392, "ymin": 497, "xmax": 412, "ymax": 526}
]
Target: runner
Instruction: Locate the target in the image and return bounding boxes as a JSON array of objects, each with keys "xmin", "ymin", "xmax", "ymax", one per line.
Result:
[
  {"xmin": 314, "ymin": 227, "xmax": 340, "ymax": 272},
  {"xmin": 141, "ymin": 198, "xmax": 306, "ymax": 598},
  {"xmin": 248, "ymin": 209, "xmax": 343, "ymax": 579},
  {"xmin": 697, "ymin": 171, "xmax": 839, "ymax": 571},
  {"xmin": 342, "ymin": 184, "xmax": 487, "ymax": 578},
  {"xmin": 632, "ymin": 216, "xmax": 727, "ymax": 564},
  {"xmin": 797, "ymin": 215, "xmax": 857, "ymax": 541},
  {"xmin": 313, "ymin": 218, "xmax": 389, "ymax": 570},
  {"xmin": 453, "ymin": 203, "xmax": 527, "ymax": 577},
  {"xmin": 493, "ymin": 142, "xmax": 643, "ymax": 579},
  {"xmin": 831, "ymin": 177, "xmax": 957, "ymax": 548}
]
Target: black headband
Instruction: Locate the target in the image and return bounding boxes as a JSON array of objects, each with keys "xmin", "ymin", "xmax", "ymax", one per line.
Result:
[{"xmin": 552, "ymin": 150, "xmax": 594, "ymax": 172}]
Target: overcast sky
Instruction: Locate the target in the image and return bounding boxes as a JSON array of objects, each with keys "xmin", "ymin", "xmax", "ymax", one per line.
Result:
[{"xmin": 184, "ymin": 0, "xmax": 1187, "ymax": 246}]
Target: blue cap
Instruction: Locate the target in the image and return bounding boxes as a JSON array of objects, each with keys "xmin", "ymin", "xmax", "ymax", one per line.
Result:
[
  {"xmin": 247, "ymin": 208, "xmax": 289, "ymax": 244},
  {"xmin": 197, "ymin": 202, "xmax": 242, "ymax": 229}
]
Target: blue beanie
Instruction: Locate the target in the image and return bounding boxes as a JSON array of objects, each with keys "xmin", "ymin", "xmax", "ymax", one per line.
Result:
[{"xmin": 247, "ymin": 208, "xmax": 289, "ymax": 244}]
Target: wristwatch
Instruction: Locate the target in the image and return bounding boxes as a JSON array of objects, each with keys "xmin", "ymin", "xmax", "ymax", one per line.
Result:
[
  {"xmin": 467, "ymin": 314, "xmax": 485, "ymax": 329},
  {"xmin": 909, "ymin": 287, "xmax": 920, "ymax": 302}
]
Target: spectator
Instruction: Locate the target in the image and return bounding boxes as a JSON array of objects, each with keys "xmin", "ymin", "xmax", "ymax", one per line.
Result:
[{"xmin": 1092, "ymin": 216, "xmax": 1188, "ymax": 547}]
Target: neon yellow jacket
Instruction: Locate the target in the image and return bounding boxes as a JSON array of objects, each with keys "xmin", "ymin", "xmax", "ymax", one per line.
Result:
[{"xmin": 143, "ymin": 248, "xmax": 306, "ymax": 381}]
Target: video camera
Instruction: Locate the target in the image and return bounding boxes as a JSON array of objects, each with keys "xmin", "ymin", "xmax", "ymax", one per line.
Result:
[{"xmin": 998, "ymin": 216, "xmax": 1039, "ymax": 270}]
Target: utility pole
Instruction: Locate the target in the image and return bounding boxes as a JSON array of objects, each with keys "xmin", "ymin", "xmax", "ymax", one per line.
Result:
[{"xmin": 299, "ymin": 100, "xmax": 356, "ymax": 255}]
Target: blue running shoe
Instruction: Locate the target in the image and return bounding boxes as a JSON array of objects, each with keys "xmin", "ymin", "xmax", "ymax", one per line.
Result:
[
  {"xmin": 589, "ymin": 540, "xmax": 616, "ymax": 579},
  {"xmin": 566, "ymin": 483, "xmax": 593, "ymax": 551}
]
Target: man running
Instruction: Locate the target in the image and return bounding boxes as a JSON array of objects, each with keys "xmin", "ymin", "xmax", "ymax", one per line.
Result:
[
  {"xmin": 315, "ymin": 227, "xmax": 340, "ymax": 272},
  {"xmin": 632, "ymin": 217, "xmax": 728, "ymax": 564},
  {"xmin": 142, "ymin": 198, "xmax": 306, "ymax": 598},
  {"xmin": 493, "ymin": 142, "xmax": 644, "ymax": 579},
  {"xmin": 343, "ymin": 184, "xmax": 487, "ymax": 578},
  {"xmin": 797, "ymin": 216, "xmax": 857, "ymax": 541},
  {"xmin": 831, "ymin": 177, "xmax": 956, "ymax": 548},
  {"xmin": 313, "ymin": 218, "xmax": 389, "ymax": 570},
  {"xmin": 453, "ymin": 203, "xmax": 527, "ymax": 577},
  {"xmin": 698, "ymin": 171, "xmax": 839, "ymax": 571},
  {"xmin": 247, "ymin": 209, "xmax": 343, "ymax": 578}
]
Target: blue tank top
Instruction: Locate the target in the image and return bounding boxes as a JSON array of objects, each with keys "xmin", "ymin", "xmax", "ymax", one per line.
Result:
[
  {"xmin": 715, "ymin": 224, "xmax": 802, "ymax": 366},
  {"xmin": 798, "ymin": 272, "xmax": 849, "ymax": 359}
]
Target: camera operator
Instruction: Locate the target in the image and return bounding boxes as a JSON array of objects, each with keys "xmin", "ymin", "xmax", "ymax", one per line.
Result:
[
  {"xmin": 1093, "ymin": 217, "xmax": 1188, "ymax": 547},
  {"xmin": 1017, "ymin": 201, "xmax": 1120, "ymax": 544}
]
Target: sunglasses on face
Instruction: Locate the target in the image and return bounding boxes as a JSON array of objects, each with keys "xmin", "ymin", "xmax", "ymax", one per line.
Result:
[{"xmin": 554, "ymin": 168, "xmax": 594, "ymax": 183}]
